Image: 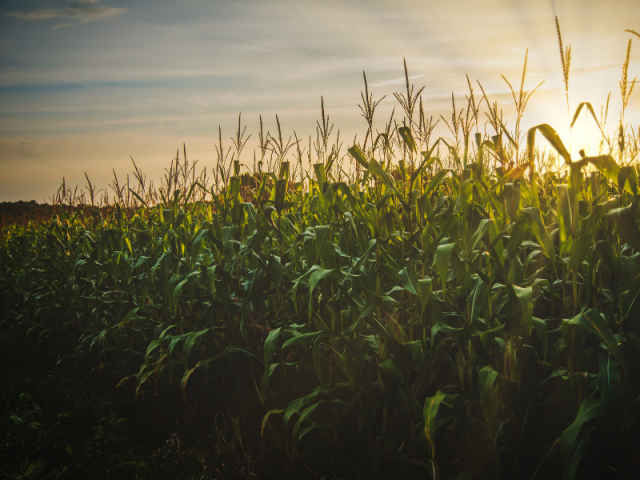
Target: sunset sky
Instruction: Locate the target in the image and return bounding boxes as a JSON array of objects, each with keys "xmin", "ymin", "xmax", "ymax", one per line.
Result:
[{"xmin": 1, "ymin": 0, "xmax": 639, "ymax": 201}]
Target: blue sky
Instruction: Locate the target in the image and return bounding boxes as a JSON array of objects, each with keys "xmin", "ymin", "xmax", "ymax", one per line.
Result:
[{"xmin": 1, "ymin": 0, "xmax": 639, "ymax": 201}]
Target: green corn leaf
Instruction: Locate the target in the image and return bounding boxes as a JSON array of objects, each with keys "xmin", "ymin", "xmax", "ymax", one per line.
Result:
[
  {"xmin": 532, "ymin": 318, "xmax": 548, "ymax": 362},
  {"xmin": 559, "ymin": 397, "xmax": 603, "ymax": 461},
  {"xmin": 570, "ymin": 309, "xmax": 626, "ymax": 369},
  {"xmin": 330, "ymin": 347, "xmax": 357, "ymax": 390},
  {"xmin": 527, "ymin": 124, "xmax": 572, "ymax": 166},
  {"xmin": 348, "ymin": 145, "xmax": 369, "ymax": 169},
  {"xmin": 183, "ymin": 328, "xmax": 209, "ymax": 368},
  {"xmin": 409, "ymin": 143, "xmax": 439, "ymax": 185},
  {"xmin": 568, "ymin": 206, "xmax": 605, "ymax": 273},
  {"xmin": 435, "ymin": 243, "xmax": 455, "ymax": 291},
  {"xmin": 167, "ymin": 333, "xmax": 190, "ymax": 357},
  {"xmin": 206, "ymin": 265, "xmax": 217, "ymax": 297},
  {"xmin": 283, "ymin": 387, "xmax": 324, "ymax": 433},
  {"xmin": 179, "ymin": 358, "xmax": 215, "ymax": 401},
  {"xmin": 323, "ymin": 185, "xmax": 344, "ymax": 221},
  {"xmin": 460, "ymin": 179, "xmax": 473, "ymax": 218},
  {"xmin": 184, "ymin": 183, "xmax": 197, "ymax": 204},
  {"xmin": 574, "ymin": 155, "xmax": 624, "ymax": 191},
  {"xmin": 261, "ymin": 408, "xmax": 285, "ymax": 437},
  {"xmin": 255, "ymin": 174, "xmax": 271, "ymax": 207},
  {"xmin": 417, "ymin": 277, "xmax": 433, "ymax": 320},
  {"xmin": 308, "ymin": 267, "xmax": 336, "ymax": 319},
  {"xmin": 158, "ymin": 325, "xmax": 176, "ymax": 342},
  {"xmin": 283, "ymin": 331, "xmax": 321, "ymax": 349},
  {"xmin": 172, "ymin": 278, "xmax": 188, "ymax": 313},
  {"xmin": 618, "ymin": 165, "xmax": 638, "ymax": 197},
  {"xmin": 367, "ymin": 158, "xmax": 408, "ymax": 207},
  {"xmin": 623, "ymin": 275, "xmax": 640, "ymax": 317},
  {"xmin": 607, "ymin": 206, "xmax": 640, "ymax": 250},
  {"xmin": 189, "ymin": 228, "xmax": 208, "ymax": 265},
  {"xmin": 441, "ymin": 138, "xmax": 462, "ymax": 168},
  {"xmin": 570, "ymin": 102, "xmax": 602, "ymax": 131},
  {"xmin": 565, "ymin": 432, "xmax": 591, "ymax": 480},
  {"xmin": 325, "ymin": 152, "xmax": 336, "ymax": 173},
  {"xmin": 267, "ymin": 255, "xmax": 283, "ymax": 289},
  {"xmin": 398, "ymin": 126, "xmax": 417, "ymax": 153},
  {"xmin": 313, "ymin": 163, "xmax": 327, "ymax": 186},
  {"xmin": 144, "ymin": 339, "xmax": 160, "ymax": 369},
  {"xmin": 504, "ymin": 183, "xmax": 521, "ymax": 221},
  {"xmin": 181, "ymin": 366, "xmax": 198, "ymax": 401},
  {"xmin": 512, "ymin": 285, "xmax": 533, "ymax": 328},
  {"xmin": 423, "ymin": 390, "xmax": 447, "ymax": 458},
  {"xmin": 425, "ymin": 170, "xmax": 450, "ymax": 197},
  {"xmin": 117, "ymin": 307, "xmax": 140, "ymax": 330},
  {"xmin": 314, "ymin": 225, "xmax": 336, "ymax": 269},
  {"xmin": 162, "ymin": 209, "xmax": 175, "ymax": 225},
  {"xmin": 224, "ymin": 346, "xmax": 263, "ymax": 364},
  {"xmin": 469, "ymin": 219, "xmax": 491, "ymax": 253},
  {"xmin": 352, "ymin": 240, "xmax": 376, "ymax": 272},
  {"xmin": 291, "ymin": 401, "xmax": 330, "ymax": 451},
  {"xmin": 279, "ymin": 161, "xmax": 290, "ymax": 181},
  {"xmin": 468, "ymin": 276, "xmax": 486, "ymax": 326},
  {"xmin": 357, "ymin": 304, "xmax": 394, "ymax": 341},
  {"xmin": 399, "ymin": 267, "xmax": 418, "ymax": 295},
  {"xmin": 506, "ymin": 218, "xmax": 527, "ymax": 262},
  {"xmin": 291, "ymin": 265, "xmax": 318, "ymax": 313},
  {"xmin": 373, "ymin": 132, "xmax": 391, "ymax": 154},
  {"xmin": 479, "ymin": 322, "xmax": 506, "ymax": 352},
  {"xmin": 274, "ymin": 179, "xmax": 287, "ymax": 213},
  {"xmin": 261, "ymin": 328, "xmax": 281, "ymax": 402},
  {"xmin": 430, "ymin": 322, "xmax": 468, "ymax": 350},
  {"xmin": 407, "ymin": 339, "xmax": 425, "ymax": 375},
  {"xmin": 378, "ymin": 358, "xmax": 405, "ymax": 383},
  {"xmin": 556, "ymin": 184, "xmax": 573, "ymax": 255},
  {"xmin": 598, "ymin": 351, "xmax": 620, "ymax": 424},
  {"xmin": 229, "ymin": 176, "xmax": 241, "ymax": 201},
  {"xmin": 518, "ymin": 207, "xmax": 557, "ymax": 272},
  {"xmin": 479, "ymin": 365, "xmax": 500, "ymax": 444},
  {"xmin": 129, "ymin": 188, "xmax": 148, "ymax": 208}
]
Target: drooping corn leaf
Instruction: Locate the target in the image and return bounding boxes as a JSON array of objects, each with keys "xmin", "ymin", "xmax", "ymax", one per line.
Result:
[
  {"xmin": 527, "ymin": 124, "xmax": 572, "ymax": 166},
  {"xmin": 559, "ymin": 397, "xmax": 603, "ymax": 464},
  {"xmin": 423, "ymin": 390, "xmax": 448, "ymax": 458},
  {"xmin": 261, "ymin": 327, "xmax": 281, "ymax": 401}
]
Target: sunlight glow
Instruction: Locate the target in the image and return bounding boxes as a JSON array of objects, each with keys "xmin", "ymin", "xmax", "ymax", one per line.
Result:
[
  {"xmin": 545, "ymin": 106, "xmax": 607, "ymax": 164},
  {"xmin": 569, "ymin": 118, "xmax": 605, "ymax": 158}
]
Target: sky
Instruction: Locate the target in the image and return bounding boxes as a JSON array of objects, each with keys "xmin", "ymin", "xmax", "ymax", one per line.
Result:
[{"xmin": 1, "ymin": 0, "xmax": 639, "ymax": 202}]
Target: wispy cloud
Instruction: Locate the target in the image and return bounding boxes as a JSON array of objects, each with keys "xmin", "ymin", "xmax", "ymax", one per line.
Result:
[
  {"xmin": 6, "ymin": 0, "xmax": 127, "ymax": 26},
  {"xmin": 371, "ymin": 75, "xmax": 423, "ymax": 87}
]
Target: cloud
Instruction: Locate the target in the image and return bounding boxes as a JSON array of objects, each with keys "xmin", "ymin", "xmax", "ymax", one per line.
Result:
[
  {"xmin": 0, "ymin": 137, "xmax": 45, "ymax": 160},
  {"xmin": 6, "ymin": 0, "xmax": 127, "ymax": 25},
  {"xmin": 370, "ymin": 75, "xmax": 423, "ymax": 87},
  {"xmin": 52, "ymin": 23, "xmax": 74, "ymax": 30}
]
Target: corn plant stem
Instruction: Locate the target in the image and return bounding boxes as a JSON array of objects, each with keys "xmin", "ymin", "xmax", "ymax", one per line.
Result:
[{"xmin": 573, "ymin": 270, "xmax": 578, "ymax": 313}]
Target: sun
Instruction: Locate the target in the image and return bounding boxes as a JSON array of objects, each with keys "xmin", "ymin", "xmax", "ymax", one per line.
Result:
[
  {"xmin": 546, "ymin": 110, "xmax": 605, "ymax": 163},
  {"xmin": 569, "ymin": 117, "xmax": 605, "ymax": 158}
]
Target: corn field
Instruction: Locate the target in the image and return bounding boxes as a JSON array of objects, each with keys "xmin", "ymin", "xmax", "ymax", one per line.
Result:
[{"xmin": 2, "ymin": 26, "xmax": 640, "ymax": 480}]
